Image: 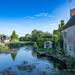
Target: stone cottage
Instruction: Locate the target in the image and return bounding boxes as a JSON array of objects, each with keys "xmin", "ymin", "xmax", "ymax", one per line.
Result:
[
  {"xmin": 61, "ymin": 8, "xmax": 75, "ymax": 57},
  {"xmin": 0, "ymin": 35, "xmax": 10, "ymax": 43}
]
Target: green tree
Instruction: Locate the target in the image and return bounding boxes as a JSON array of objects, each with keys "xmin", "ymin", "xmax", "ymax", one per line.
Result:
[
  {"xmin": 61, "ymin": 20, "xmax": 65, "ymax": 27},
  {"xmin": 11, "ymin": 30, "xmax": 18, "ymax": 40},
  {"xmin": 32, "ymin": 29, "xmax": 38, "ymax": 42},
  {"xmin": 43, "ymin": 32, "xmax": 53, "ymax": 38}
]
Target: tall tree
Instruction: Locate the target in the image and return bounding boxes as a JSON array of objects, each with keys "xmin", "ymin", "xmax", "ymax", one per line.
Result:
[
  {"xmin": 11, "ymin": 30, "xmax": 18, "ymax": 40},
  {"xmin": 32, "ymin": 29, "xmax": 38, "ymax": 42}
]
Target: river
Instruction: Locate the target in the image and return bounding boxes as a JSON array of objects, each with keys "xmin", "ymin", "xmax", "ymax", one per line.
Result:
[{"xmin": 0, "ymin": 46, "xmax": 69, "ymax": 75}]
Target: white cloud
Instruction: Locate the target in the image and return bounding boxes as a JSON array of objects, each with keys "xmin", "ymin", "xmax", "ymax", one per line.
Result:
[
  {"xmin": 35, "ymin": 13, "xmax": 48, "ymax": 17},
  {"xmin": 44, "ymin": 15, "xmax": 47, "ymax": 16},
  {"xmin": 41, "ymin": 13, "xmax": 45, "ymax": 15},
  {"xmin": 35, "ymin": 15, "xmax": 42, "ymax": 17},
  {"xmin": 30, "ymin": 17, "xmax": 34, "ymax": 19},
  {"xmin": 49, "ymin": 15, "xmax": 51, "ymax": 17},
  {"xmin": 24, "ymin": 16, "xmax": 34, "ymax": 19},
  {"xmin": 24, "ymin": 13, "xmax": 54, "ymax": 19},
  {"xmin": 52, "ymin": 16, "xmax": 54, "ymax": 17}
]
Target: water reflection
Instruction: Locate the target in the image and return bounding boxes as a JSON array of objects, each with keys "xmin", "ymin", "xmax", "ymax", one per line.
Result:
[
  {"xmin": 0, "ymin": 46, "xmax": 69, "ymax": 75},
  {"xmin": 17, "ymin": 63, "xmax": 36, "ymax": 72},
  {"xmin": 54, "ymin": 63, "xmax": 64, "ymax": 70},
  {"xmin": 11, "ymin": 52, "xmax": 17, "ymax": 61},
  {"xmin": 32, "ymin": 50, "xmax": 37, "ymax": 58},
  {"xmin": 32, "ymin": 50, "xmax": 44, "ymax": 58}
]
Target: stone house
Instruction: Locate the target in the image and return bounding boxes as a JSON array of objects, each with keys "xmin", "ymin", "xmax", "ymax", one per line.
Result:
[
  {"xmin": 61, "ymin": 8, "xmax": 75, "ymax": 57},
  {"xmin": 0, "ymin": 35, "xmax": 10, "ymax": 43}
]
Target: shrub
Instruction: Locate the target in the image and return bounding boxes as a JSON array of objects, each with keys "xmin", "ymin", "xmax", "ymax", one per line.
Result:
[
  {"xmin": 7, "ymin": 40, "xmax": 25, "ymax": 48},
  {"xmin": 0, "ymin": 45, "xmax": 9, "ymax": 51},
  {"xmin": 37, "ymin": 38, "xmax": 53, "ymax": 47}
]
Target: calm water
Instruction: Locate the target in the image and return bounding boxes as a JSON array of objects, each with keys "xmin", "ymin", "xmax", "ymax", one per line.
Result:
[{"xmin": 0, "ymin": 46, "xmax": 69, "ymax": 75}]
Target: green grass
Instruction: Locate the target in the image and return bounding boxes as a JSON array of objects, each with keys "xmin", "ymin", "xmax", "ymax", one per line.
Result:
[{"xmin": 37, "ymin": 48, "xmax": 50, "ymax": 52}]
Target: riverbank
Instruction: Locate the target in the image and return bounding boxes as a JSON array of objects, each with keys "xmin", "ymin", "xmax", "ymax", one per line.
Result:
[
  {"xmin": 0, "ymin": 41, "xmax": 34, "ymax": 52},
  {"xmin": 34, "ymin": 48, "xmax": 75, "ymax": 74}
]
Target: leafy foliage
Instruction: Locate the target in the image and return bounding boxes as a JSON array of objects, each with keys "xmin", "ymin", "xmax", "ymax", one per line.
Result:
[
  {"xmin": 7, "ymin": 40, "xmax": 25, "ymax": 48},
  {"xmin": 19, "ymin": 29, "xmax": 53, "ymax": 46},
  {"xmin": 53, "ymin": 20, "xmax": 65, "ymax": 49},
  {"xmin": 37, "ymin": 38, "xmax": 53, "ymax": 47},
  {"xmin": 0, "ymin": 45, "xmax": 9, "ymax": 51},
  {"xmin": 19, "ymin": 34, "xmax": 32, "ymax": 41},
  {"xmin": 11, "ymin": 30, "xmax": 18, "ymax": 40}
]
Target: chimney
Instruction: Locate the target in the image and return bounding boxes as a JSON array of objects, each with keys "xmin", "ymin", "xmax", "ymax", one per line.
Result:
[
  {"xmin": 70, "ymin": 8, "xmax": 75, "ymax": 18},
  {"xmin": 58, "ymin": 24, "xmax": 60, "ymax": 29}
]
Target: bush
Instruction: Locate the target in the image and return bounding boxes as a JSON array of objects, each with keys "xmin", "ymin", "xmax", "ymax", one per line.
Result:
[
  {"xmin": 37, "ymin": 38, "xmax": 53, "ymax": 47},
  {"xmin": 7, "ymin": 40, "xmax": 25, "ymax": 48},
  {"xmin": 0, "ymin": 45, "xmax": 9, "ymax": 51}
]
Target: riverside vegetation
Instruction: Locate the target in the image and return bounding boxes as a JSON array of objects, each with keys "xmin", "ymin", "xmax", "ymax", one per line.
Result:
[{"xmin": 0, "ymin": 30, "xmax": 25, "ymax": 51}]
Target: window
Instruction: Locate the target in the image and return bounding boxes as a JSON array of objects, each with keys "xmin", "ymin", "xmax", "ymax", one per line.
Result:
[
  {"xmin": 69, "ymin": 45, "xmax": 71, "ymax": 51},
  {"xmin": 65, "ymin": 43, "xmax": 67, "ymax": 51},
  {"xmin": 64, "ymin": 29, "xmax": 67, "ymax": 38}
]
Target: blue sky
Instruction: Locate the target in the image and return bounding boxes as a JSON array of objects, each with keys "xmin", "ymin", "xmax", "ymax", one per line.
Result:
[{"xmin": 0, "ymin": 0, "xmax": 75, "ymax": 37}]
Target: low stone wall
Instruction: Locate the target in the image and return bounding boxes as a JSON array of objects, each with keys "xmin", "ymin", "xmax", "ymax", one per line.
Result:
[{"xmin": 0, "ymin": 43, "xmax": 5, "ymax": 46}]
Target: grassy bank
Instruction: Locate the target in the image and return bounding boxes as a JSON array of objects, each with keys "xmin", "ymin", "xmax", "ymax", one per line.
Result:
[
  {"xmin": 37, "ymin": 48, "xmax": 50, "ymax": 52},
  {"xmin": 0, "ymin": 40, "xmax": 34, "ymax": 52},
  {"xmin": 0, "ymin": 45, "xmax": 9, "ymax": 51}
]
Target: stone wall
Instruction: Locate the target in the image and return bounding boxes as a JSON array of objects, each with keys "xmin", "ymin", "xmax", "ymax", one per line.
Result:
[
  {"xmin": 0, "ymin": 43, "xmax": 5, "ymax": 46},
  {"xmin": 4, "ymin": 40, "xmax": 10, "ymax": 43},
  {"xmin": 61, "ymin": 25, "xmax": 75, "ymax": 57}
]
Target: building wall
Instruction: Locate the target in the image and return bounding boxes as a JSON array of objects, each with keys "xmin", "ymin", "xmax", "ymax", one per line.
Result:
[
  {"xmin": 4, "ymin": 40, "xmax": 10, "ymax": 43},
  {"xmin": 61, "ymin": 25, "xmax": 75, "ymax": 57}
]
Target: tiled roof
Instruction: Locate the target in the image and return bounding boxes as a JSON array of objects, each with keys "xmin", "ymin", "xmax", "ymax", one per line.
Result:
[{"xmin": 61, "ymin": 15, "xmax": 75, "ymax": 30}]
